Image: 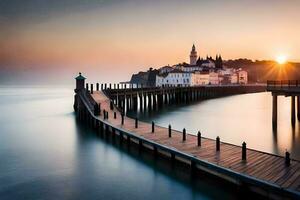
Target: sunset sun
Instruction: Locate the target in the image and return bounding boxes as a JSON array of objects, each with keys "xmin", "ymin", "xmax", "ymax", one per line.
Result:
[{"xmin": 276, "ymin": 55, "xmax": 287, "ymax": 64}]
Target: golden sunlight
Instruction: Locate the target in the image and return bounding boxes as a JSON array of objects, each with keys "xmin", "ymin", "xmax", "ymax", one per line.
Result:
[{"xmin": 276, "ymin": 55, "xmax": 287, "ymax": 64}]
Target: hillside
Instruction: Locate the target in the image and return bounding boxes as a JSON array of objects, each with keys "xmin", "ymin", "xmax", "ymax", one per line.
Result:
[{"xmin": 224, "ymin": 59, "xmax": 300, "ymax": 83}]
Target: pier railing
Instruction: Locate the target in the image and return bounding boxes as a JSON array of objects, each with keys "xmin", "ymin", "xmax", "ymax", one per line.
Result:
[{"xmin": 267, "ymin": 80, "xmax": 300, "ymax": 89}]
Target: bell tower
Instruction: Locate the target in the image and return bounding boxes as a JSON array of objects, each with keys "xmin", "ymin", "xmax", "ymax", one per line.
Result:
[{"xmin": 190, "ymin": 44, "xmax": 197, "ymax": 65}]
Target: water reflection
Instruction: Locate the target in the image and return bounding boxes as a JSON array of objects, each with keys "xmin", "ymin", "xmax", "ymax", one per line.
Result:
[
  {"xmin": 128, "ymin": 92, "xmax": 300, "ymax": 160},
  {"xmin": 0, "ymin": 87, "xmax": 249, "ymax": 200}
]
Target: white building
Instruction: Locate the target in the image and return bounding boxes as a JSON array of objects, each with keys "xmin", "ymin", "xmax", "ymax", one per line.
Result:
[
  {"xmin": 156, "ymin": 70, "xmax": 212, "ymax": 87},
  {"xmin": 238, "ymin": 70, "xmax": 248, "ymax": 84},
  {"xmin": 230, "ymin": 73, "xmax": 238, "ymax": 84},
  {"xmin": 192, "ymin": 71, "xmax": 209, "ymax": 85},
  {"xmin": 209, "ymin": 72, "xmax": 220, "ymax": 84},
  {"xmin": 159, "ymin": 66, "xmax": 173, "ymax": 74},
  {"xmin": 156, "ymin": 70, "xmax": 192, "ymax": 87},
  {"xmin": 201, "ymin": 60, "xmax": 215, "ymax": 68}
]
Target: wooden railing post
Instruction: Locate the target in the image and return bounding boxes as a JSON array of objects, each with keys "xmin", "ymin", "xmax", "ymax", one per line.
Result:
[
  {"xmin": 96, "ymin": 83, "xmax": 99, "ymax": 91},
  {"xmin": 152, "ymin": 121, "xmax": 155, "ymax": 133},
  {"xmin": 285, "ymin": 151, "xmax": 291, "ymax": 166},
  {"xmin": 114, "ymin": 112, "xmax": 116, "ymax": 119},
  {"xmin": 121, "ymin": 113, "xmax": 124, "ymax": 125},
  {"xmin": 216, "ymin": 136, "xmax": 220, "ymax": 151},
  {"xmin": 135, "ymin": 117, "xmax": 138, "ymax": 128},
  {"xmin": 91, "ymin": 84, "xmax": 93, "ymax": 94},
  {"xmin": 110, "ymin": 101, "xmax": 113, "ymax": 110},
  {"xmin": 242, "ymin": 142, "xmax": 247, "ymax": 160},
  {"xmin": 103, "ymin": 109, "xmax": 106, "ymax": 119},
  {"xmin": 183, "ymin": 128, "xmax": 186, "ymax": 141},
  {"xmin": 197, "ymin": 131, "xmax": 201, "ymax": 146},
  {"xmin": 168, "ymin": 124, "xmax": 171, "ymax": 137}
]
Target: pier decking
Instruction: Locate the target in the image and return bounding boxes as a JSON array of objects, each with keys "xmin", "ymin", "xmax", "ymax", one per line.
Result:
[
  {"xmin": 74, "ymin": 75, "xmax": 300, "ymax": 199},
  {"xmin": 89, "ymin": 91, "xmax": 300, "ymax": 197}
]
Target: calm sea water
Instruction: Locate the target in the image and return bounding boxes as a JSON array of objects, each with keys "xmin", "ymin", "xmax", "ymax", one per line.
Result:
[
  {"xmin": 0, "ymin": 86, "xmax": 242, "ymax": 200},
  {"xmin": 130, "ymin": 92, "xmax": 300, "ymax": 160}
]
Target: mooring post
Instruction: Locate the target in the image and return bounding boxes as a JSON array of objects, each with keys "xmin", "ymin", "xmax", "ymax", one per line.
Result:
[
  {"xmin": 197, "ymin": 131, "xmax": 201, "ymax": 146},
  {"xmin": 106, "ymin": 111, "xmax": 108, "ymax": 119},
  {"xmin": 110, "ymin": 101, "xmax": 113, "ymax": 110},
  {"xmin": 91, "ymin": 84, "xmax": 93, "ymax": 94},
  {"xmin": 109, "ymin": 83, "xmax": 111, "ymax": 89},
  {"xmin": 135, "ymin": 117, "xmax": 138, "ymax": 128},
  {"xmin": 152, "ymin": 121, "xmax": 155, "ymax": 133},
  {"xmin": 285, "ymin": 151, "xmax": 291, "ymax": 166},
  {"xmin": 105, "ymin": 83, "xmax": 107, "ymax": 90},
  {"xmin": 98, "ymin": 103, "xmax": 101, "ymax": 114},
  {"xmin": 297, "ymin": 96, "xmax": 300, "ymax": 121},
  {"xmin": 94, "ymin": 103, "xmax": 99, "ymax": 116},
  {"xmin": 114, "ymin": 112, "xmax": 116, "ymax": 119},
  {"xmin": 96, "ymin": 83, "xmax": 99, "ymax": 91},
  {"xmin": 168, "ymin": 124, "xmax": 171, "ymax": 137},
  {"xmin": 121, "ymin": 113, "xmax": 124, "ymax": 125},
  {"xmin": 103, "ymin": 109, "xmax": 106, "ymax": 119},
  {"xmin": 291, "ymin": 96, "xmax": 296, "ymax": 125},
  {"xmin": 183, "ymin": 128, "xmax": 186, "ymax": 141},
  {"xmin": 242, "ymin": 142, "xmax": 247, "ymax": 160},
  {"xmin": 216, "ymin": 136, "xmax": 220, "ymax": 151},
  {"xmin": 272, "ymin": 94, "xmax": 278, "ymax": 128},
  {"xmin": 86, "ymin": 83, "xmax": 89, "ymax": 91},
  {"xmin": 101, "ymin": 84, "xmax": 103, "ymax": 90}
]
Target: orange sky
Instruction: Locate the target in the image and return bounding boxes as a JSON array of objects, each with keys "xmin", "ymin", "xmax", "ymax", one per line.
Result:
[{"xmin": 0, "ymin": 0, "xmax": 299, "ymax": 83}]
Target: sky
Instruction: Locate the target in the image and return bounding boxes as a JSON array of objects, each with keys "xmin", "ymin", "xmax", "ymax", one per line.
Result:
[{"xmin": 0, "ymin": 0, "xmax": 300, "ymax": 84}]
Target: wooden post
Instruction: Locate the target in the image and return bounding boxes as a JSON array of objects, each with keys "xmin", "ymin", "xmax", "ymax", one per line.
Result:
[
  {"xmin": 109, "ymin": 83, "xmax": 111, "ymax": 89},
  {"xmin": 152, "ymin": 121, "xmax": 155, "ymax": 133},
  {"xmin": 121, "ymin": 113, "xmax": 124, "ymax": 125},
  {"xmin": 105, "ymin": 83, "xmax": 107, "ymax": 90},
  {"xmin": 285, "ymin": 151, "xmax": 291, "ymax": 166},
  {"xmin": 103, "ymin": 109, "xmax": 106, "ymax": 119},
  {"xmin": 106, "ymin": 111, "xmax": 108, "ymax": 119},
  {"xmin": 114, "ymin": 112, "xmax": 116, "ymax": 119},
  {"xmin": 96, "ymin": 83, "xmax": 99, "ymax": 91},
  {"xmin": 216, "ymin": 136, "xmax": 220, "ymax": 151},
  {"xmin": 183, "ymin": 128, "xmax": 186, "ymax": 141},
  {"xmin": 110, "ymin": 101, "xmax": 113, "ymax": 110},
  {"xmin": 197, "ymin": 131, "xmax": 201, "ymax": 146},
  {"xmin": 168, "ymin": 124, "xmax": 171, "ymax": 137},
  {"xmin": 298, "ymin": 96, "xmax": 300, "ymax": 121},
  {"xmin": 135, "ymin": 117, "xmax": 138, "ymax": 128},
  {"xmin": 94, "ymin": 103, "xmax": 99, "ymax": 116},
  {"xmin": 90, "ymin": 84, "xmax": 93, "ymax": 94},
  {"xmin": 86, "ymin": 83, "xmax": 89, "ymax": 91},
  {"xmin": 291, "ymin": 96, "xmax": 296, "ymax": 125},
  {"xmin": 101, "ymin": 83, "xmax": 103, "ymax": 90},
  {"xmin": 272, "ymin": 95, "xmax": 278, "ymax": 128},
  {"xmin": 242, "ymin": 142, "xmax": 247, "ymax": 160}
]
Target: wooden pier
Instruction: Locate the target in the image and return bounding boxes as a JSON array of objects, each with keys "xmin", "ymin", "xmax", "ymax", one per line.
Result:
[
  {"xmin": 74, "ymin": 74, "xmax": 300, "ymax": 199},
  {"xmin": 267, "ymin": 80, "xmax": 300, "ymax": 128}
]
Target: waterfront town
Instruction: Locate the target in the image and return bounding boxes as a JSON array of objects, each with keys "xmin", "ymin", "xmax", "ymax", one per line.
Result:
[{"xmin": 130, "ymin": 44, "xmax": 248, "ymax": 87}]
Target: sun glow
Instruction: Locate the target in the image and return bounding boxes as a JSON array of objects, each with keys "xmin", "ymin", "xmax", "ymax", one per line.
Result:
[{"xmin": 276, "ymin": 55, "xmax": 287, "ymax": 64}]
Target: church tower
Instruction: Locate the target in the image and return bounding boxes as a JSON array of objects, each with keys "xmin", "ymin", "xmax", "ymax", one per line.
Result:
[{"xmin": 190, "ymin": 44, "xmax": 197, "ymax": 65}]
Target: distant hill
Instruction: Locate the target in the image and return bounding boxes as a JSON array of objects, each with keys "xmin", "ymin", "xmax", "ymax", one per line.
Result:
[{"xmin": 224, "ymin": 59, "xmax": 300, "ymax": 83}]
